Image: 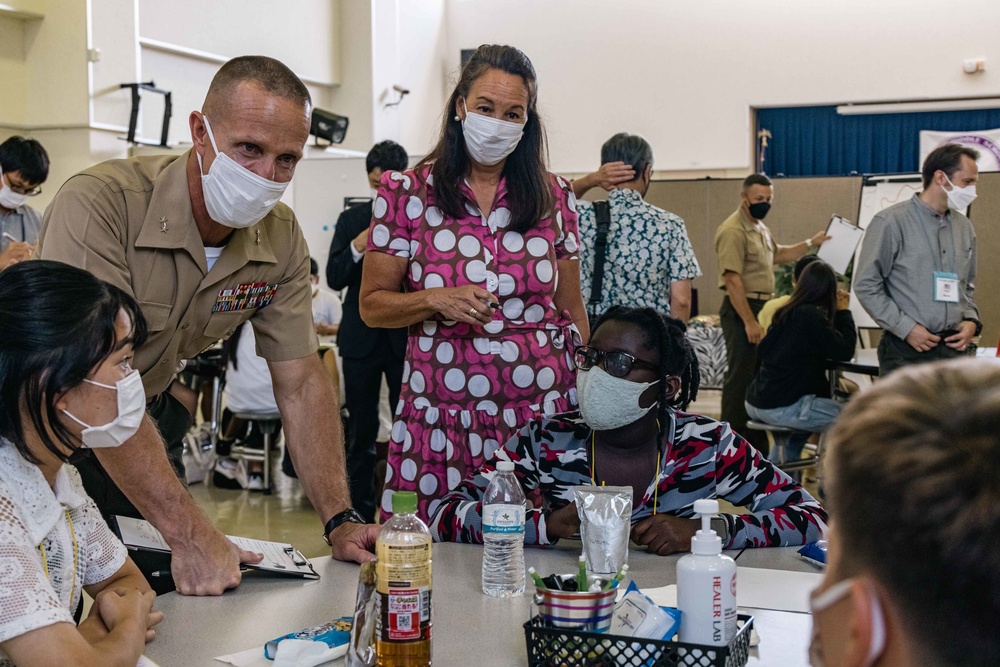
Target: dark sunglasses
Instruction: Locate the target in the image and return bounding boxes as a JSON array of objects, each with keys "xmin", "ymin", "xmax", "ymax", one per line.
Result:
[{"xmin": 573, "ymin": 345, "xmax": 658, "ymax": 378}]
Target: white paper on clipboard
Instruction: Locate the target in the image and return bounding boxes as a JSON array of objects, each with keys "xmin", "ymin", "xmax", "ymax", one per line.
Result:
[{"xmin": 816, "ymin": 215, "xmax": 864, "ymax": 275}]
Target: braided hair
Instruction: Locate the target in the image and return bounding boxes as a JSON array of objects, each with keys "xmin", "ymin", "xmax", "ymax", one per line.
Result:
[{"xmin": 591, "ymin": 306, "xmax": 701, "ymax": 442}]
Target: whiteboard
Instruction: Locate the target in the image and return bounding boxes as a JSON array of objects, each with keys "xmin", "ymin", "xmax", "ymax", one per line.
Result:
[{"xmin": 850, "ymin": 175, "xmax": 922, "ymax": 329}]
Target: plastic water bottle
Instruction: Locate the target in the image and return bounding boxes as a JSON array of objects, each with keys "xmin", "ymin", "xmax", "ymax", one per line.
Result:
[{"xmin": 481, "ymin": 460, "xmax": 526, "ymax": 597}]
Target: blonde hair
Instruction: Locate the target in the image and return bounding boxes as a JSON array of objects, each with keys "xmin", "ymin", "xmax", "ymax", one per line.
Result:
[{"xmin": 825, "ymin": 358, "xmax": 1000, "ymax": 667}]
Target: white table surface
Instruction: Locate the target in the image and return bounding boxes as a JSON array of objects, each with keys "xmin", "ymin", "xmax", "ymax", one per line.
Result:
[{"xmin": 147, "ymin": 542, "xmax": 817, "ymax": 666}]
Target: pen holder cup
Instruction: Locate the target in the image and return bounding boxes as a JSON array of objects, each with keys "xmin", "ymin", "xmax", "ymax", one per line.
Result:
[{"xmin": 533, "ymin": 579, "xmax": 617, "ymax": 633}]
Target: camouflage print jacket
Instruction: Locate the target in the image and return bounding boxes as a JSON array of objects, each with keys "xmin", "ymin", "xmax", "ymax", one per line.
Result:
[{"xmin": 428, "ymin": 410, "xmax": 827, "ymax": 549}]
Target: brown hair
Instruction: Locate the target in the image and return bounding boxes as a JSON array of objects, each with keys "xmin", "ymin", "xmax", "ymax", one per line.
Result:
[
  {"xmin": 772, "ymin": 260, "xmax": 838, "ymax": 328},
  {"xmin": 418, "ymin": 44, "xmax": 552, "ymax": 234},
  {"xmin": 921, "ymin": 143, "xmax": 979, "ymax": 189},
  {"xmin": 825, "ymin": 359, "xmax": 1000, "ymax": 667},
  {"xmin": 204, "ymin": 55, "xmax": 311, "ymax": 117}
]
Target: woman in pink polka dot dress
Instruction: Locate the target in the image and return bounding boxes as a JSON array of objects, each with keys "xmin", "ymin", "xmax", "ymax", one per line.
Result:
[{"xmin": 360, "ymin": 45, "xmax": 590, "ymax": 522}]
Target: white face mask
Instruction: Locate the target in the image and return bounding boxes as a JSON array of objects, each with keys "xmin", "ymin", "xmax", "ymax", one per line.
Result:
[
  {"xmin": 809, "ymin": 578, "xmax": 886, "ymax": 667},
  {"xmin": 576, "ymin": 366, "xmax": 659, "ymax": 431},
  {"xmin": 942, "ymin": 174, "xmax": 977, "ymax": 211},
  {"xmin": 196, "ymin": 116, "xmax": 289, "ymax": 229},
  {"xmin": 460, "ymin": 100, "xmax": 525, "ymax": 166},
  {"xmin": 62, "ymin": 369, "xmax": 145, "ymax": 448},
  {"xmin": 0, "ymin": 167, "xmax": 28, "ymax": 210}
]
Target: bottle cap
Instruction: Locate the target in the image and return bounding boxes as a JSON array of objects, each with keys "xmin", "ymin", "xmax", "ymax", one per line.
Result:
[
  {"xmin": 496, "ymin": 460, "xmax": 515, "ymax": 472},
  {"xmin": 691, "ymin": 498, "xmax": 722, "ymax": 555},
  {"xmin": 392, "ymin": 491, "xmax": 418, "ymax": 515}
]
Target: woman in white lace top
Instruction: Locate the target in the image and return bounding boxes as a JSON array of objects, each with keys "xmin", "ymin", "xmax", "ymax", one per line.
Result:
[{"xmin": 0, "ymin": 261, "xmax": 162, "ymax": 666}]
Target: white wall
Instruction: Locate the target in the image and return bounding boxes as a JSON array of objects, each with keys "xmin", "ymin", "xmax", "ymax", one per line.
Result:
[
  {"xmin": 137, "ymin": 0, "xmax": 339, "ymax": 145},
  {"xmin": 445, "ymin": 0, "xmax": 1000, "ymax": 175},
  {"xmin": 0, "ymin": 0, "xmax": 345, "ymax": 213},
  {"xmin": 330, "ymin": 0, "xmax": 374, "ymax": 154},
  {"xmin": 366, "ymin": 0, "xmax": 449, "ymax": 159}
]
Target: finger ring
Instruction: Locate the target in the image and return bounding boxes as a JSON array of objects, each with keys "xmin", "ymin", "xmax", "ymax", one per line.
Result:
[{"xmin": 469, "ymin": 307, "xmax": 478, "ymax": 317}]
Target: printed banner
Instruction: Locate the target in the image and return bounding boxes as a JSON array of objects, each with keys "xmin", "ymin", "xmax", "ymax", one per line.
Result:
[{"xmin": 919, "ymin": 128, "xmax": 1000, "ymax": 172}]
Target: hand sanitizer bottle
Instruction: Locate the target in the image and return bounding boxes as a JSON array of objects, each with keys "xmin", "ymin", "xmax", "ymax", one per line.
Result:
[{"xmin": 677, "ymin": 499, "xmax": 737, "ymax": 646}]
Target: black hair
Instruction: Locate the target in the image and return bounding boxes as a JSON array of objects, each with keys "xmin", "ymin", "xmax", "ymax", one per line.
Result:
[
  {"xmin": 792, "ymin": 253, "xmax": 822, "ymax": 282},
  {"xmin": 742, "ymin": 173, "xmax": 772, "ymax": 190},
  {"xmin": 773, "ymin": 260, "xmax": 838, "ymax": 328},
  {"xmin": 922, "ymin": 143, "xmax": 979, "ymax": 189},
  {"xmin": 223, "ymin": 322, "xmax": 247, "ymax": 372},
  {"xmin": 0, "ymin": 136, "xmax": 50, "ymax": 186},
  {"xmin": 592, "ymin": 306, "xmax": 700, "ymax": 444},
  {"xmin": 366, "ymin": 140, "xmax": 408, "ymax": 175},
  {"xmin": 309, "ymin": 257, "xmax": 319, "ymax": 276},
  {"xmin": 418, "ymin": 44, "xmax": 553, "ymax": 234},
  {"xmin": 601, "ymin": 133, "xmax": 653, "ymax": 180},
  {"xmin": 0, "ymin": 261, "xmax": 148, "ymax": 463}
]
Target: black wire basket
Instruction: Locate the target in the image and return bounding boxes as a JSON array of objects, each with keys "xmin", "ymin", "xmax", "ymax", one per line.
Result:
[{"xmin": 523, "ymin": 613, "xmax": 755, "ymax": 667}]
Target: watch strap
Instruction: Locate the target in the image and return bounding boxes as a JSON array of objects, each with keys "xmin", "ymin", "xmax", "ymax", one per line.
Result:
[
  {"xmin": 962, "ymin": 318, "xmax": 983, "ymax": 337},
  {"xmin": 710, "ymin": 516, "xmax": 729, "ymax": 545},
  {"xmin": 323, "ymin": 508, "xmax": 366, "ymax": 545}
]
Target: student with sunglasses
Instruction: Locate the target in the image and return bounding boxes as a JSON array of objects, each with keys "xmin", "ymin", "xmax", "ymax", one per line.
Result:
[{"xmin": 429, "ymin": 306, "xmax": 826, "ymax": 554}]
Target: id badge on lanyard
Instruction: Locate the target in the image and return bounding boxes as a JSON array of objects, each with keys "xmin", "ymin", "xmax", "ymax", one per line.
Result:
[{"xmin": 933, "ymin": 271, "xmax": 960, "ymax": 303}]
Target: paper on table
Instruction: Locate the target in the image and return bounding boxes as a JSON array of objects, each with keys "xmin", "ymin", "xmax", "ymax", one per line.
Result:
[
  {"xmin": 616, "ymin": 567, "xmax": 822, "ymax": 614},
  {"xmin": 115, "ymin": 516, "xmax": 318, "ymax": 578},
  {"xmin": 736, "ymin": 567, "xmax": 823, "ymax": 613},
  {"xmin": 138, "ymin": 656, "xmax": 161, "ymax": 667},
  {"xmin": 816, "ymin": 215, "xmax": 864, "ymax": 275}
]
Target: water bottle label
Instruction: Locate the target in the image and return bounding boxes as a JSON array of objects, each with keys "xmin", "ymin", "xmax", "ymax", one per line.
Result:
[{"xmin": 483, "ymin": 504, "xmax": 525, "ymax": 535}]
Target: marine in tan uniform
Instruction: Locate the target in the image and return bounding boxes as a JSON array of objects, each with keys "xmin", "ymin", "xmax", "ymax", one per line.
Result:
[
  {"xmin": 37, "ymin": 56, "xmax": 379, "ymax": 596},
  {"xmin": 714, "ymin": 173, "xmax": 830, "ymax": 450}
]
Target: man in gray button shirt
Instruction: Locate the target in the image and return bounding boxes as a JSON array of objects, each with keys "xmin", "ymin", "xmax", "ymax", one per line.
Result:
[
  {"xmin": 855, "ymin": 143, "xmax": 981, "ymax": 375},
  {"xmin": 0, "ymin": 136, "xmax": 48, "ymax": 270}
]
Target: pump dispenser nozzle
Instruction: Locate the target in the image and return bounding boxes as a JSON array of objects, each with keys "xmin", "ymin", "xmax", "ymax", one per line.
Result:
[{"xmin": 691, "ymin": 498, "xmax": 722, "ymax": 555}]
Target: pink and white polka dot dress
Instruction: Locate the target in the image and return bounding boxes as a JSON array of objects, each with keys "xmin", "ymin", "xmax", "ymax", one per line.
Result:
[{"xmin": 368, "ymin": 165, "xmax": 582, "ymax": 522}]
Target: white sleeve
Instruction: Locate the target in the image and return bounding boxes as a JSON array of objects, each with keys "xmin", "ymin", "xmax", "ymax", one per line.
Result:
[
  {"xmin": 77, "ymin": 497, "xmax": 127, "ymax": 586},
  {"xmin": 0, "ymin": 495, "xmax": 73, "ymax": 645},
  {"xmin": 329, "ymin": 293, "xmax": 343, "ymax": 326},
  {"xmin": 350, "ymin": 242, "xmax": 365, "ymax": 263}
]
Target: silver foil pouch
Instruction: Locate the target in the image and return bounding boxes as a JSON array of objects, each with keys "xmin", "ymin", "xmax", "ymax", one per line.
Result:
[{"xmin": 574, "ymin": 485, "xmax": 633, "ymax": 577}]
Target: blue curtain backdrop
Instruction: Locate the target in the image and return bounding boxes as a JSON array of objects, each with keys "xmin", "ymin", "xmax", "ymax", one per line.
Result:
[{"xmin": 756, "ymin": 105, "xmax": 1000, "ymax": 176}]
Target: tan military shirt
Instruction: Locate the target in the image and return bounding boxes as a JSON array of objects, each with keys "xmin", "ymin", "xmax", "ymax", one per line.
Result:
[
  {"xmin": 37, "ymin": 151, "xmax": 318, "ymax": 399},
  {"xmin": 714, "ymin": 208, "xmax": 777, "ymax": 295}
]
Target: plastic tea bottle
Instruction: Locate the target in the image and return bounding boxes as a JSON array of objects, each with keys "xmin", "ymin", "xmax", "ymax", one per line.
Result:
[
  {"xmin": 481, "ymin": 460, "xmax": 526, "ymax": 597},
  {"xmin": 376, "ymin": 491, "xmax": 432, "ymax": 666},
  {"xmin": 677, "ymin": 498, "xmax": 737, "ymax": 646}
]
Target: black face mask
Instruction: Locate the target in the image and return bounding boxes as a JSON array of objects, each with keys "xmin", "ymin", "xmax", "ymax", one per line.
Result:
[{"xmin": 747, "ymin": 201, "xmax": 771, "ymax": 220}]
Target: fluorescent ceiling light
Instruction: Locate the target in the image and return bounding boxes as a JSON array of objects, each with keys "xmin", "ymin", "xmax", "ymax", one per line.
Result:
[{"xmin": 837, "ymin": 98, "xmax": 1000, "ymax": 115}]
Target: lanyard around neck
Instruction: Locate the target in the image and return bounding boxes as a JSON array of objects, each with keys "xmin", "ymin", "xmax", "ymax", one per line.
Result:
[
  {"xmin": 38, "ymin": 509, "xmax": 79, "ymax": 606},
  {"xmin": 589, "ymin": 421, "xmax": 662, "ymax": 516}
]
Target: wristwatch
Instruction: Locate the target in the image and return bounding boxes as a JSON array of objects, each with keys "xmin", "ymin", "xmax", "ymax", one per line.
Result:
[
  {"xmin": 710, "ymin": 516, "xmax": 729, "ymax": 544},
  {"xmin": 323, "ymin": 508, "xmax": 366, "ymax": 546},
  {"xmin": 962, "ymin": 318, "xmax": 983, "ymax": 337},
  {"xmin": 805, "ymin": 238, "xmax": 814, "ymax": 249}
]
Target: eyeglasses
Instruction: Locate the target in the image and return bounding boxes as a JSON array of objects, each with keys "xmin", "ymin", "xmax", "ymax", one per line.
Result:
[
  {"xmin": 573, "ymin": 345, "xmax": 658, "ymax": 378},
  {"xmin": 1, "ymin": 172, "xmax": 42, "ymax": 197}
]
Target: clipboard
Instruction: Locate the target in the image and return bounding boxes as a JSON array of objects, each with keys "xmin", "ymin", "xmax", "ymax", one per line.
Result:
[
  {"xmin": 112, "ymin": 516, "xmax": 320, "ymax": 580},
  {"xmin": 816, "ymin": 215, "xmax": 864, "ymax": 275}
]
